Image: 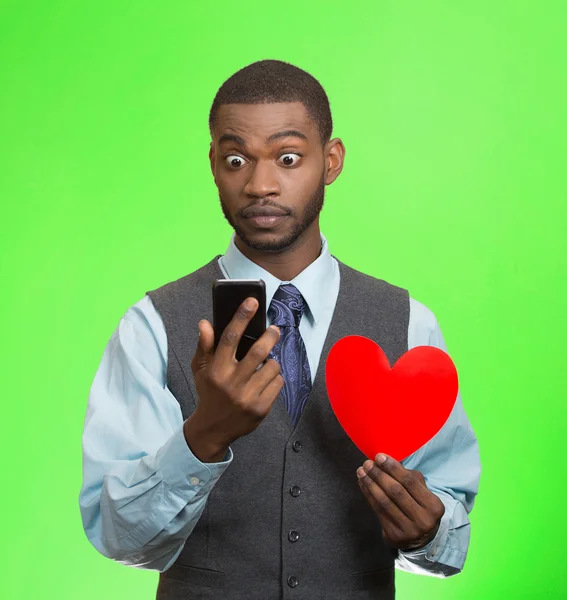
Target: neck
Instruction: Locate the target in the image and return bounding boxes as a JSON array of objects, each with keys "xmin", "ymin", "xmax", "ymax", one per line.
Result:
[{"xmin": 234, "ymin": 224, "xmax": 322, "ymax": 282}]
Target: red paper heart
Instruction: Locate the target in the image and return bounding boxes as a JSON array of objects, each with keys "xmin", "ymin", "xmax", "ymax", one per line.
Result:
[{"xmin": 325, "ymin": 336, "xmax": 458, "ymax": 462}]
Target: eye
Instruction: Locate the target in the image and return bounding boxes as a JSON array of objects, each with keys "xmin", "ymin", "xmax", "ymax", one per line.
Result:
[
  {"xmin": 279, "ymin": 153, "xmax": 302, "ymax": 167},
  {"xmin": 225, "ymin": 155, "xmax": 247, "ymax": 169}
]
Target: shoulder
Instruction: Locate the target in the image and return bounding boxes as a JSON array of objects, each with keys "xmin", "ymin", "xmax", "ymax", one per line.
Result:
[
  {"xmin": 409, "ymin": 296, "xmax": 438, "ymax": 330},
  {"xmin": 123, "ymin": 295, "xmax": 167, "ymax": 353},
  {"xmin": 407, "ymin": 296, "xmax": 446, "ymax": 349}
]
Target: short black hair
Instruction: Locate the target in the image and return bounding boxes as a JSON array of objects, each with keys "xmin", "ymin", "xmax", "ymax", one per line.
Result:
[{"xmin": 209, "ymin": 59, "xmax": 333, "ymax": 145}]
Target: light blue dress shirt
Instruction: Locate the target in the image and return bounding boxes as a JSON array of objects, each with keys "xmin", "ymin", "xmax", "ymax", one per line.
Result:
[{"xmin": 79, "ymin": 232, "xmax": 480, "ymax": 579}]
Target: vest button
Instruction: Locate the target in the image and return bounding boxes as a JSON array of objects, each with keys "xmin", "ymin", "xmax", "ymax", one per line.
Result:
[
  {"xmin": 292, "ymin": 440, "xmax": 302, "ymax": 452},
  {"xmin": 288, "ymin": 530, "xmax": 300, "ymax": 543},
  {"xmin": 289, "ymin": 485, "xmax": 301, "ymax": 497},
  {"xmin": 287, "ymin": 575, "xmax": 299, "ymax": 588}
]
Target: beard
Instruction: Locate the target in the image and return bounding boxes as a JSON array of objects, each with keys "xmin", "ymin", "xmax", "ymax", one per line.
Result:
[{"xmin": 219, "ymin": 173, "xmax": 326, "ymax": 253}]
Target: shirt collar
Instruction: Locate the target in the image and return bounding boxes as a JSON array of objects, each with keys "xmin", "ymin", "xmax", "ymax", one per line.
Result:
[{"xmin": 219, "ymin": 232, "xmax": 334, "ymax": 326}]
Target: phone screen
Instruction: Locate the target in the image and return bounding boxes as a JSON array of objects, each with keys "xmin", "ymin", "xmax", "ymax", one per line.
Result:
[{"xmin": 212, "ymin": 279, "xmax": 267, "ymax": 361}]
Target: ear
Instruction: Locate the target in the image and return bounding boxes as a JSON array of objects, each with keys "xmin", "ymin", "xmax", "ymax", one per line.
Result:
[
  {"xmin": 324, "ymin": 138, "xmax": 346, "ymax": 185},
  {"xmin": 209, "ymin": 142, "xmax": 215, "ymax": 177}
]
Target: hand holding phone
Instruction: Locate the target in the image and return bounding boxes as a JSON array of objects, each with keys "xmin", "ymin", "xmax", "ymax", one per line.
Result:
[{"xmin": 184, "ymin": 296, "xmax": 284, "ymax": 463}]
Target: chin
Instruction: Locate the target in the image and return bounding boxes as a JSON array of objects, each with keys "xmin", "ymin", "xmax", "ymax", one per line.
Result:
[
  {"xmin": 237, "ymin": 227, "xmax": 301, "ymax": 253},
  {"xmin": 243, "ymin": 235, "xmax": 293, "ymax": 253}
]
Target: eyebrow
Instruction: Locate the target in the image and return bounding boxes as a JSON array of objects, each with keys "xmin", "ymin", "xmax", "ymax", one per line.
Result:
[{"xmin": 218, "ymin": 129, "xmax": 308, "ymax": 147}]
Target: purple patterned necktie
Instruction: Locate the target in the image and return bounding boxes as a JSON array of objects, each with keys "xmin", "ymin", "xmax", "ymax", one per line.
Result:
[{"xmin": 268, "ymin": 284, "xmax": 312, "ymax": 427}]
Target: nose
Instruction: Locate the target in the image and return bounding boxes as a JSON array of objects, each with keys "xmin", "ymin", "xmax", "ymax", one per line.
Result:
[{"xmin": 242, "ymin": 160, "xmax": 281, "ymax": 198}]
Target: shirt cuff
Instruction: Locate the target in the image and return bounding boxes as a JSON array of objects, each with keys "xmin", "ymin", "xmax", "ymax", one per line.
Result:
[
  {"xmin": 396, "ymin": 493, "xmax": 466, "ymax": 577},
  {"xmin": 156, "ymin": 425, "xmax": 233, "ymax": 498}
]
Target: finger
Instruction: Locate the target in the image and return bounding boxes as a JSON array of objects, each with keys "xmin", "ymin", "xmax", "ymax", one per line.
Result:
[
  {"xmin": 357, "ymin": 468, "xmax": 411, "ymax": 532},
  {"xmin": 247, "ymin": 357, "xmax": 282, "ymax": 394},
  {"xmin": 236, "ymin": 326, "xmax": 281, "ymax": 383},
  {"xmin": 357, "ymin": 477, "xmax": 402, "ymax": 536},
  {"xmin": 358, "ymin": 480, "xmax": 415, "ymax": 549},
  {"xmin": 362, "ymin": 459, "xmax": 424, "ymax": 520},
  {"xmin": 357, "ymin": 469, "xmax": 380, "ymax": 513},
  {"xmin": 255, "ymin": 370, "xmax": 285, "ymax": 406},
  {"xmin": 374, "ymin": 454, "xmax": 431, "ymax": 508},
  {"xmin": 213, "ymin": 297, "xmax": 259, "ymax": 365},
  {"xmin": 192, "ymin": 319, "xmax": 215, "ymax": 372}
]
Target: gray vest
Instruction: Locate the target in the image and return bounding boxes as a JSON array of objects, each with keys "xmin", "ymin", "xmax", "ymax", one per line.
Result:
[{"xmin": 146, "ymin": 254, "xmax": 410, "ymax": 600}]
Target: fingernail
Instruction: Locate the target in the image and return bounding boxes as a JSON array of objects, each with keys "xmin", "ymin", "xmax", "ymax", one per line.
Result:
[
  {"xmin": 375, "ymin": 454, "xmax": 387, "ymax": 464},
  {"xmin": 357, "ymin": 467, "xmax": 365, "ymax": 479},
  {"xmin": 245, "ymin": 298, "xmax": 256, "ymax": 309},
  {"xmin": 363, "ymin": 460, "xmax": 374, "ymax": 472}
]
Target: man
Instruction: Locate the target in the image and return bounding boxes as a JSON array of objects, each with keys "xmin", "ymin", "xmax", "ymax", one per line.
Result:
[{"xmin": 80, "ymin": 59, "xmax": 480, "ymax": 599}]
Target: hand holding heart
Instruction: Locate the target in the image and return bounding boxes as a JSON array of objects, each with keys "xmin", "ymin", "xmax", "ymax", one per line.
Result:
[
  {"xmin": 357, "ymin": 453, "xmax": 445, "ymax": 551},
  {"xmin": 324, "ymin": 335, "xmax": 455, "ymax": 550}
]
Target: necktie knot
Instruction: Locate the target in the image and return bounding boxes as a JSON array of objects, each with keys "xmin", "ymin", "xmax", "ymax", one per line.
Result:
[{"xmin": 268, "ymin": 284, "xmax": 307, "ymax": 328}]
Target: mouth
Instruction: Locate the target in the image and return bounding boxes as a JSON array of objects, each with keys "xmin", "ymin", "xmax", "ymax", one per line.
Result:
[{"xmin": 245, "ymin": 215, "xmax": 288, "ymax": 229}]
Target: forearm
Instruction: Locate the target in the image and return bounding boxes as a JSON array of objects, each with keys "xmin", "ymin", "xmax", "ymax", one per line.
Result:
[{"xmin": 81, "ymin": 425, "xmax": 232, "ymax": 572}]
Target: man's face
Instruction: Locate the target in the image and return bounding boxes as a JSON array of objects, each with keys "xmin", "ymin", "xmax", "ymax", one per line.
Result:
[{"xmin": 210, "ymin": 102, "xmax": 327, "ymax": 253}]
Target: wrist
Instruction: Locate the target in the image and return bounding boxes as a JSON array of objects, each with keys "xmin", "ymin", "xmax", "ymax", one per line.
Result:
[
  {"xmin": 183, "ymin": 415, "xmax": 229, "ymax": 463},
  {"xmin": 400, "ymin": 521, "xmax": 440, "ymax": 552}
]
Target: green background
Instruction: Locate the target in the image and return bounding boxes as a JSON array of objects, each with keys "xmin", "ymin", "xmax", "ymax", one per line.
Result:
[{"xmin": 1, "ymin": 0, "xmax": 565, "ymax": 598}]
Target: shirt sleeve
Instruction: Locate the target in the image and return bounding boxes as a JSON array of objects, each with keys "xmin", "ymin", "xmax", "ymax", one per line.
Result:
[
  {"xmin": 394, "ymin": 298, "xmax": 481, "ymax": 578},
  {"xmin": 79, "ymin": 295, "xmax": 233, "ymax": 572}
]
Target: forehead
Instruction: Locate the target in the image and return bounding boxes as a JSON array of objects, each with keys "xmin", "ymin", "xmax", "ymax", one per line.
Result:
[{"xmin": 213, "ymin": 102, "xmax": 317, "ymax": 143}]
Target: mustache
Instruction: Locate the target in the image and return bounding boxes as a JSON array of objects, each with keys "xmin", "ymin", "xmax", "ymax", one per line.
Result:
[{"xmin": 238, "ymin": 200, "xmax": 293, "ymax": 218}]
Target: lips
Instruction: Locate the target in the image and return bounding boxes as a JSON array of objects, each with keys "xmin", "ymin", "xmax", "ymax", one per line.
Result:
[
  {"xmin": 243, "ymin": 205, "xmax": 289, "ymax": 218},
  {"xmin": 246, "ymin": 215, "xmax": 288, "ymax": 229},
  {"xmin": 242, "ymin": 205, "xmax": 290, "ymax": 229}
]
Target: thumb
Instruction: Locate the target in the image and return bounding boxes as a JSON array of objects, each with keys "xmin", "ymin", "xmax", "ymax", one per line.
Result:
[{"xmin": 193, "ymin": 319, "xmax": 215, "ymax": 370}]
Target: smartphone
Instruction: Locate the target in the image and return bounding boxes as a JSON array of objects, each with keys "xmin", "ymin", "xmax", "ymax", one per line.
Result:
[{"xmin": 212, "ymin": 279, "xmax": 267, "ymax": 361}]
